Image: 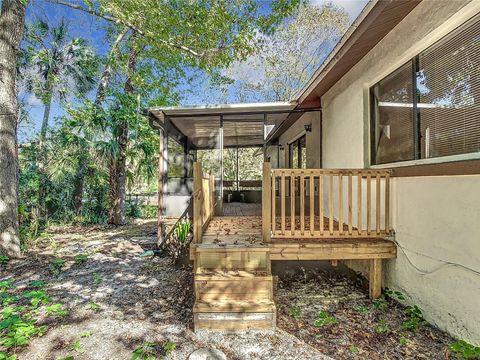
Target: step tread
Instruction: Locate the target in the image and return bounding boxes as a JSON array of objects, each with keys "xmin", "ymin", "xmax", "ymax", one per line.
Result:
[{"xmin": 194, "ymin": 300, "xmax": 276, "ymax": 313}]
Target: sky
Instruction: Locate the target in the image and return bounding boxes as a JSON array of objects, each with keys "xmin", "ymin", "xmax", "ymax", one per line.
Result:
[{"xmin": 19, "ymin": 0, "xmax": 369, "ymax": 142}]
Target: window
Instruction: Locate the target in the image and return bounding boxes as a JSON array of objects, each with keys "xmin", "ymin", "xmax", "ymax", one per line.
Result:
[
  {"xmin": 371, "ymin": 15, "xmax": 480, "ymax": 165},
  {"xmin": 289, "ymin": 135, "xmax": 306, "ymax": 168},
  {"xmin": 167, "ymin": 137, "xmax": 185, "ymax": 178}
]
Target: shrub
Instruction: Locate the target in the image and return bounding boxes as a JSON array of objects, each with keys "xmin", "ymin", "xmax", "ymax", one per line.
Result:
[
  {"xmin": 313, "ymin": 310, "xmax": 338, "ymax": 327},
  {"xmin": 449, "ymin": 340, "xmax": 480, "ymax": 359}
]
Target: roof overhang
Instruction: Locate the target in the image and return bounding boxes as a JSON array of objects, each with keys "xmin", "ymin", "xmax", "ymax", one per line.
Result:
[
  {"xmin": 296, "ymin": 0, "xmax": 422, "ymax": 106},
  {"xmin": 145, "ymin": 102, "xmax": 305, "ymax": 148}
]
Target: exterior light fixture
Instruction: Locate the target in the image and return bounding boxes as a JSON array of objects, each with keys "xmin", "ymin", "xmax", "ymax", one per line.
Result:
[{"xmin": 304, "ymin": 124, "xmax": 312, "ymax": 133}]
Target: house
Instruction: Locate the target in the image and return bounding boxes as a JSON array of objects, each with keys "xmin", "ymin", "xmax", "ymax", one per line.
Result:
[{"xmin": 146, "ymin": 0, "xmax": 480, "ymax": 342}]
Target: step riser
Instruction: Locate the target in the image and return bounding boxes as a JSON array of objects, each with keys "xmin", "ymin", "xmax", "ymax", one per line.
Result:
[
  {"xmin": 195, "ymin": 279, "xmax": 273, "ymax": 302},
  {"xmin": 196, "ymin": 252, "xmax": 270, "ymax": 272},
  {"xmin": 194, "ymin": 312, "xmax": 276, "ymax": 332}
]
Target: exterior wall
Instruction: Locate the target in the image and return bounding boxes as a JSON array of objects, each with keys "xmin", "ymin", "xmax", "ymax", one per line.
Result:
[
  {"xmin": 321, "ymin": 0, "xmax": 480, "ymax": 343},
  {"xmin": 278, "ymin": 111, "xmax": 321, "ymax": 168}
]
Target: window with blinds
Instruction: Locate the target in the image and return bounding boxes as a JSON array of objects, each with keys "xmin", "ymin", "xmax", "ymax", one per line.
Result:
[{"xmin": 371, "ymin": 14, "xmax": 480, "ymax": 165}]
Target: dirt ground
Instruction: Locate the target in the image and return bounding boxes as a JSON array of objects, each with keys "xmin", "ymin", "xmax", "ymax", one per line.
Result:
[
  {"xmin": 1, "ymin": 220, "xmax": 327, "ymax": 360},
  {"xmin": 1, "ymin": 220, "xmax": 466, "ymax": 360},
  {"xmin": 276, "ymin": 268, "xmax": 460, "ymax": 360}
]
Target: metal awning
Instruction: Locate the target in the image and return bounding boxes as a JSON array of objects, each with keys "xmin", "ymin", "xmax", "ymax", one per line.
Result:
[{"xmin": 146, "ymin": 102, "xmax": 301, "ymax": 148}]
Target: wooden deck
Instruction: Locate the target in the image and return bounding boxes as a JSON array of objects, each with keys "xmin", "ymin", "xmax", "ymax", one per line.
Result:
[
  {"xmin": 192, "ymin": 213, "xmax": 396, "ymax": 331},
  {"xmin": 190, "ymin": 163, "xmax": 396, "ymax": 332}
]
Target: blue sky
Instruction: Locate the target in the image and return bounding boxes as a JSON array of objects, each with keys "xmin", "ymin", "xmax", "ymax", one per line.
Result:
[{"xmin": 20, "ymin": 0, "xmax": 368, "ymax": 142}]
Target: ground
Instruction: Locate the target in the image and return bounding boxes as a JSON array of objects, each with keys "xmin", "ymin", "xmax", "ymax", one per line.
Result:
[{"xmin": 0, "ymin": 220, "xmax": 464, "ymax": 359}]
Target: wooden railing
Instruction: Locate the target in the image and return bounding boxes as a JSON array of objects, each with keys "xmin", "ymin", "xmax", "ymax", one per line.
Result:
[
  {"xmin": 193, "ymin": 162, "xmax": 216, "ymax": 243},
  {"xmin": 263, "ymin": 164, "xmax": 391, "ymax": 239}
]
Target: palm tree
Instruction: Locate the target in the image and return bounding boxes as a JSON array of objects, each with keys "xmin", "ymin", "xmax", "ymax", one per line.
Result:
[{"xmin": 23, "ymin": 19, "xmax": 97, "ymax": 143}]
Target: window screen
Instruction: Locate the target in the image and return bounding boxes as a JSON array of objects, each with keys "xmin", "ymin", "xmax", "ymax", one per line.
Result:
[{"xmin": 371, "ymin": 14, "xmax": 480, "ymax": 165}]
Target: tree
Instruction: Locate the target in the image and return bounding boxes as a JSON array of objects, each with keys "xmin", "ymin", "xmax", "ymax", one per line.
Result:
[
  {"xmin": 224, "ymin": 3, "xmax": 349, "ymax": 102},
  {"xmin": 48, "ymin": 0, "xmax": 301, "ymax": 225},
  {"xmin": 23, "ymin": 19, "xmax": 98, "ymax": 143},
  {"xmin": 0, "ymin": 0, "xmax": 27, "ymax": 257}
]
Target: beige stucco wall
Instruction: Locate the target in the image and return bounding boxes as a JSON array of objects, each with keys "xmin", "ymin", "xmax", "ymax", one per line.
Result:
[
  {"xmin": 321, "ymin": 0, "xmax": 480, "ymax": 343},
  {"xmin": 278, "ymin": 111, "xmax": 321, "ymax": 169}
]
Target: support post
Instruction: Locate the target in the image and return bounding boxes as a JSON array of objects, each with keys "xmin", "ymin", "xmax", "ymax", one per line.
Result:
[
  {"xmin": 157, "ymin": 129, "xmax": 165, "ymax": 247},
  {"xmin": 262, "ymin": 162, "xmax": 272, "ymax": 243},
  {"xmin": 369, "ymin": 258, "xmax": 382, "ymax": 299},
  {"xmin": 193, "ymin": 162, "xmax": 203, "ymax": 243}
]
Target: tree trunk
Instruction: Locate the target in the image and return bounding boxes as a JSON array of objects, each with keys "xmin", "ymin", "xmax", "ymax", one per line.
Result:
[
  {"xmin": 108, "ymin": 46, "xmax": 138, "ymax": 225},
  {"xmin": 71, "ymin": 29, "xmax": 128, "ymax": 215},
  {"xmin": 72, "ymin": 154, "xmax": 88, "ymax": 215},
  {"xmin": 0, "ymin": 0, "xmax": 26, "ymax": 258},
  {"xmin": 39, "ymin": 94, "xmax": 52, "ymax": 144},
  {"xmin": 94, "ymin": 28, "xmax": 128, "ymax": 106}
]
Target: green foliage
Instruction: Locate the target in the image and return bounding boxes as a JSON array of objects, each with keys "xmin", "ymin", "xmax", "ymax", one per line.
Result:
[
  {"xmin": 28, "ymin": 280, "xmax": 46, "ymax": 289},
  {"xmin": 401, "ymin": 305, "xmax": 423, "ymax": 332},
  {"xmin": 313, "ymin": 310, "xmax": 338, "ymax": 327},
  {"xmin": 372, "ymin": 296, "xmax": 388, "ymax": 311},
  {"xmin": 80, "ymin": 330, "xmax": 93, "ymax": 338},
  {"xmin": 0, "ymin": 256, "xmax": 9, "ymax": 266},
  {"xmin": 399, "ymin": 334, "xmax": 408, "ymax": 346},
  {"xmin": 49, "ymin": 258, "xmax": 65, "ymax": 275},
  {"xmin": 384, "ymin": 288, "xmax": 406, "ymax": 302},
  {"xmin": 70, "ymin": 339, "xmax": 85, "ymax": 354},
  {"xmin": 86, "ymin": 302, "xmax": 100, "ymax": 311},
  {"xmin": 0, "ymin": 351, "xmax": 17, "ymax": 360},
  {"xmin": 0, "ymin": 295, "xmax": 18, "ymax": 306},
  {"xmin": 22, "ymin": 290, "xmax": 50, "ymax": 308},
  {"xmin": 74, "ymin": 254, "xmax": 89, "ymax": 265},
  {"xmin": 45, "ymin": 303, "xmax": 69, "ymax": 318},
  {"xmin": 0, "ymin": 311, "xmax": 47, "ymax": 349},
  {"xmin": 163, "ymin": 341, "xmax": 176, "ymax": 356},
  {"xmin": 375, "ymin": 319, "xmax": 390, "ymax": 334},
  {"xmin": 131, "ymin": 341, "xmax": 157, "ymax": 360},
  {"xmin": 401, "ymin": 317, "xmax": 421, "ymax": 332},
  {"xmin": 404, "ymin": 305, "xmax": 423, "ymax": 319},
  {"xmin": 174, "ymin": 219, "xmax": 191, "ymax": 246},
  {"xmin": 449, "ymin": 340, "xmax": 480, "ymax": 359},
  {"xmin": 349, "ymin": 345, "xmax": 359, "ymax": 353},
  {"xmin": 287, "ymin": 306, "xmax": 302, "ymax": 319},
  {"xmin": 0, "ymin": 279, "xmax": 14, "ymax": 293},
  {"xmin": 0, "ymin": 280, "xmax": 67, "ymax": 357},
  {"xmin": 354, "ymin": 304, "xmax": 369, "ymax": 314},
  {"xmin": 92, "ymin": 272, "xmax": 103, "ymax": 284}
]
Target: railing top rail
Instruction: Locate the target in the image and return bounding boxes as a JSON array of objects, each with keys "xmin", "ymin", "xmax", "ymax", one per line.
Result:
[{"xmin": 271, "ymin": 168, "xmax": 391, "ymax": 176}]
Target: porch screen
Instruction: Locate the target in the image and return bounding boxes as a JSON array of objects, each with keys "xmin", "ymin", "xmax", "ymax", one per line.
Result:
[{"xmin": 371, "ymin": 14, "xmax": 480, "ymax": 165}]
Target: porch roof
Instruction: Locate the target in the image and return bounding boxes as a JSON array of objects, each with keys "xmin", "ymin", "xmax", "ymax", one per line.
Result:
[{"xmin": 146, "ymin": 102, "xmax": 299, "ymax": 148}]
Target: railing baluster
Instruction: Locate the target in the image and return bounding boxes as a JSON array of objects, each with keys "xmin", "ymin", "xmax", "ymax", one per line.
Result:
[
  {"xmin": 300, "ymin": 172, "xmax": 305, "ymax": 235},
  {"xmin": 357, "ymin": 173, "xmax": 362, "ymax": 236},
  {"xmin": 281, "ymin": 172, "xmax": 286, "ymax": 235},
  {"xmin": 338, "ymin": 173, "xmax": 343, "ymax": 235},
  {"xmin": 385, "ymin": 172, "xmax": 390, "ymax": 234},
  {"xmin": 309, "ymin": 172, "xmax": 315, "ymax": 236},
  {"xmin": 290, "ymin": 173, "xmax": 295, "ymax": 235},
  {"xmin": 367, "ymin": 172, "xmax": 371, "ymax": 235},
  {"xmin": 348, "ymin": 173, "xmax": 352, "ymax": 235},
  {"xmin": 376, "ymin": 174, "xmax": 381, "ymax": 235},
  {"xmin": 329, "ymin": 173, "xmax": 334, "ymax": 235},
  {"xmin": 319, "ymin": 174, "xmax": 324, "ymax": 236},
  {"xmin": 271, "ymin": 172, "xmax": 276, "ymax": 234}
]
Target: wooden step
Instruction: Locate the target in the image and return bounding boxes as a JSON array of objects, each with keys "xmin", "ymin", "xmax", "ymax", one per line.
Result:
[
  {"xmin": 195, "ymin": 270, "xmax": 273, "ymax": 302},
  {"xmin": 194, "ymin": 300, "xmax": 276, "ymax": 331},
  {"xmin": 194, "ymin": 299, "xmax": 276, "ymax": 313},
  {"xmin": 195, "ymin": 247, "xmax": 270, "ymax": 272},
  {"xmin": 194, "ymin": 311, "xmax": 276, "ymax": 331}
]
